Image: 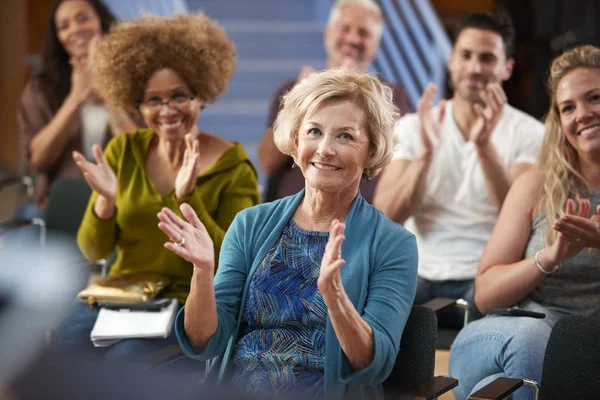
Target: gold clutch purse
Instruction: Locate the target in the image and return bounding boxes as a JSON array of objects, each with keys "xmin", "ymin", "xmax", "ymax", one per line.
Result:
[{"xmin": 77, "ymin": 273, "xmax": 171, "ymax": 306}]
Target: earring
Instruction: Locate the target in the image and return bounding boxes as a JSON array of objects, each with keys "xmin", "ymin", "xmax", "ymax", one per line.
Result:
[
  {"xmin": 292, "ymin": 161, "xmax": 297, "ymax": 169},
  {"xmin": 365, "ymin": 169, "xmax": 372, "ymax": 181}
]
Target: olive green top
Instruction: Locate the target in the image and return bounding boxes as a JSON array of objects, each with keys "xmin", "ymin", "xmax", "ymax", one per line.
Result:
[{"xmin": 77, "ymin": 129, "xmax": 259, "ymax": 303}]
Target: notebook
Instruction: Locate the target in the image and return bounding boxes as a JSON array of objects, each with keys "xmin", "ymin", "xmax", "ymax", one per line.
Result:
[{"xmin": 90, "ymin": 299, "xmax": 178, "ymax": 347}]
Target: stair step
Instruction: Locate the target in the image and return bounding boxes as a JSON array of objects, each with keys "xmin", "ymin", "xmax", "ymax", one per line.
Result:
[
  {"xmin": 222, "ymin": 60, "xmax": 327, "ymax": 101},
  {"xmin": 221, "ymin": 20, "xmax": 323, "ymax": 34},
  {"xmin": 188, "ymin": 0, "xmax": 314, "ymax": 20}
]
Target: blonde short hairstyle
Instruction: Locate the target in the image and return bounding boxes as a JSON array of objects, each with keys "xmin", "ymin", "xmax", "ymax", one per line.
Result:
[
  {"xmin": 91, "ymin": 13, "xmax": 235, "ymax": 110},
  {"xmin": 327, "ymin": 0, "xmax": 383, "ymax": 37},
  {"xmin": 273, "ymin": 68, "xmax": 399, "ymax": 178}
]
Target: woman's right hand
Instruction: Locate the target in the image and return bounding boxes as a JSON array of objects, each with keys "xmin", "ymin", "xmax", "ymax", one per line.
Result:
[
  {"xmin": 157, "ymin": 203, "xmax": 215, "ymax": 273},
  {"xmin": 543, "ymin": 198, "xmax": 592, "ymax": 266},
  {"xmin": 69, "ymin": 55, "xmax": 93, "ymax": 104},
  {"xmin": 73, "ymin": 144, "xmax": 116, "ymax": 201}
]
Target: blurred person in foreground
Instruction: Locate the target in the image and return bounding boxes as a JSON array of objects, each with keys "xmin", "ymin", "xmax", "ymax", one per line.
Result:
[
  {"xmin": 258, "ymin": 0, "xmax": 411, "ymax": 203},
  {"xmin": 449, "ymin": 45, "xmax": 600, "ymax": 399},
  {"xmin": 52, "ymin": 13, "xmax": 259, "ymax": 360},
  {"xmin": 158, "ymin": 69, "xmax": 418, "ymax": 399}
]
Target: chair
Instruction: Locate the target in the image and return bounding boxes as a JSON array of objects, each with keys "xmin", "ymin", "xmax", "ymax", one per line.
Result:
[
  {"xmin": 44, "ymin": 177, "xmax": 92, "ymax": 238},
  {"xmin": 384, "ymin": 305, "xmax": 458, "ymax": 399},
  {"xmin": 143, "ymin": 306, "xmax": 459, "ymax": 399},
  {"xmin": 468, "ymin": 315, "xmax": 600, "ymax": 400},
  {"xmin": 423, "ymin": 297, "xmax": 483, "ymax": 350}
]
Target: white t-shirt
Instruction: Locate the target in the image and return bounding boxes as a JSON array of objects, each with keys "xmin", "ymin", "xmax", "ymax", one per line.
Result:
[
  {"xmin": 80, "ymin": 104, "xmax": 108, "ymax": 160},
  {"xmin": 392, "ymin": 100, "xmax": 544, "ymax": 281}
]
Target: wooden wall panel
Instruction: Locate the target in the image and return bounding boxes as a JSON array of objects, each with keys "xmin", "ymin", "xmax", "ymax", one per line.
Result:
[{"xmin": 0, "ymin": 1, "xmax": 27, "ymax": 172}]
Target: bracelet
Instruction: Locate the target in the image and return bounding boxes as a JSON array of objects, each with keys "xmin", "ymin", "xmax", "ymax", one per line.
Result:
[{"xmin": 534, "ymin": 250, "xmax": 559, "ymax": 274}]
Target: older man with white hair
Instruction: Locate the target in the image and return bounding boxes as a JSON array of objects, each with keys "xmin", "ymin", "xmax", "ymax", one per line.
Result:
[{"xmin": 258, "ymin": 0, "xmax": 411, "ymax": 203}]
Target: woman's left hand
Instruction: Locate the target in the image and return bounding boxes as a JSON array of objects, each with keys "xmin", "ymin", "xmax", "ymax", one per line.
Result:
[
  {"xmin": 157, "ymin": 203, "xmax": 215, "ymax": 273},
  {"xmin": 318, "ymin": 219, "xmax": 347, "ymax": 298},
  {"xmin": 175, "ymin": 134, "xmax": 202, "ymax": 199},
  {"xmin": 553, "ymin": 203, "xmax": 600, "ymax": 250}
]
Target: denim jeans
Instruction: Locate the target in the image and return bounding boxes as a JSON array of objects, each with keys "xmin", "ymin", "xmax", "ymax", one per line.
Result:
[
  {"xmin": 448, "ymin": 301, "xmax": 560, "ymax": 400},
  {"xmin": 413, "ymin": 277, "xmax": 476, "ymax": 328}
]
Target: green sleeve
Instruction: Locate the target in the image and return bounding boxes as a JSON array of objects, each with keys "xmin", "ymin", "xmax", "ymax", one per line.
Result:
[
  {"xmin": 76, "ymin": 136, "xmax": 124, "ymax": 262},
  {"xmin": 175, "ymin": 161, "xmax": 259, "ymax": 271}
]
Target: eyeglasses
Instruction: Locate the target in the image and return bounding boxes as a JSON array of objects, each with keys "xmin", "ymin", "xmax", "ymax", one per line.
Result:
[{"xmin": 139, "ymin": 94, "xmax": 195, "ymax": 112}]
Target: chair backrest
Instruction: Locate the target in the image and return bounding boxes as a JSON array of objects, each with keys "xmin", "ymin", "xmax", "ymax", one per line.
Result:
[
  {"xmin": 541, "ymin": 315, "xmax": 600, "ymax": 400},
  {"xmin": 383, "ymin": 305, "xmax": 437, "ymax": 394},
  {"xmin": 45, "ymin": 177, "xmax": 91, "ymax": 236}
]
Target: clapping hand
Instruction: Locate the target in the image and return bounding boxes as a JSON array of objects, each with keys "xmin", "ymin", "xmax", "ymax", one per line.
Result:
[
  {"xmin": 69, "ymin": 54, "xmax": 93, "ymax": 105},
  {"xmin": 317, "ymin": 220, "xmax": 347, "ymax": 298},
  {"xmin": 73, "ymin": 144, "xmax": 116, "ymax": 201},
  {"xmin": 175, "ymin": 134, "xmax": 202, "ymax": 199},
  {"xmin": 553, "ymin": 199, "xmax": 600, "ymax": 256},
  {"xmin": 158, "ymin": 203, "xmax": 215, "ymax": 272},
  {"xmin": 417, "ymin": 83, "xmax": 446, "ymax": 158},
  {"xmin": 470, "ymin": 83, "xmax": 506, "ymax": 147}
]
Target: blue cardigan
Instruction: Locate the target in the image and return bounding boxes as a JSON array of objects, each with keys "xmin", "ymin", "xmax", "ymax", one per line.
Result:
[{"xmin": 175, "ymin": 190, "xmax": 418, "ymax": 399}]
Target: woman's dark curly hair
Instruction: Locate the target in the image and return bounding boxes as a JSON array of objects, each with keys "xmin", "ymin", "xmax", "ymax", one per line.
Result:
[
  {"xmin": 91, "ymin": 13, "xmax": 236, "ymax": 111},
  {"xmin": 38, "ymin": 0, "xmax": 116, "ymax": 112}
]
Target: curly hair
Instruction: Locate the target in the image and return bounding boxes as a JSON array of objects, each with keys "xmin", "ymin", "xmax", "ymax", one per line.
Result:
[
  {"xmin": 539, "ymin": 45, "xmax": 600, "ymax": 246},
  {"xmin": 273, "ymin": 68, "xmax": 399, "ymax": 178},
  {"xmin": 38, "ymin": 0, "xmax": 116, "ymax": 112},
  {"xmin": 91, "ymin": 13, "xmax": 236, "ymax": 110}
]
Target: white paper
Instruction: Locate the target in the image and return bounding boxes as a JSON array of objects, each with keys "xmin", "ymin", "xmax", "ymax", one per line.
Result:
[{"xmin": 90, "ymin": 299, "xmax": 178, "ymax": 342}]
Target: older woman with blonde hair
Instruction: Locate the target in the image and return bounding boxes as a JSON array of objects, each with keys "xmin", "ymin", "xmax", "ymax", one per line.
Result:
[
  {"xmin": 449, "ymin": 45, "xmax": 600, "ymax": 400},
  {"xmin": 52, "ymin": 13, "xmax": 259, "ymax": 359},
  {"xmin": 158, "ymin": 68, "xmax": 418, "ymax": 399}
]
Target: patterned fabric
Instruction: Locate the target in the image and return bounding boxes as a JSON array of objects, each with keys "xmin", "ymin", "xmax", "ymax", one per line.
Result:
[{"xmin": 230, "ymin": 219, "xmax": 328, "ymax": 398}]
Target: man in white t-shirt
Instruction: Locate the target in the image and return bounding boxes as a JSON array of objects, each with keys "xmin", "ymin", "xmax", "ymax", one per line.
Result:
[{"xmin": 374, "ymin": 13, "xmax": 544, "ymax": 312}]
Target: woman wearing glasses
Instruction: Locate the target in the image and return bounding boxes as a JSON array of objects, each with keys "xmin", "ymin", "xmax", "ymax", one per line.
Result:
[{"xmin": 54, "ymin": 13, "xmax": 259, "ymax": 360}]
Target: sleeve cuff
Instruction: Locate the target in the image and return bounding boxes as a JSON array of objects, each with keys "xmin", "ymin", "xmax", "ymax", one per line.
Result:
[
  {"xmin": 339, "ymin": 329, "xmax": 394, "ymax": 385},
  {"xmin": 174, "ymin": 306, "xmax": 228, "ymax": 361}
]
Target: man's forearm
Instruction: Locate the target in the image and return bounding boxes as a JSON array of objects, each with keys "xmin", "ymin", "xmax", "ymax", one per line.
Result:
[
  {"xmin": 476, "ymin": 143, "xmax": 512, "ymax": 211},
  {"xmin": 373, "ymin": 156, "xmax": 432, "ymax": 224}
]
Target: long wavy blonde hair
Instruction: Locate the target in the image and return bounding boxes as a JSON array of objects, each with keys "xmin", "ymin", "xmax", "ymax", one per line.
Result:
[{"xmin": 539, "ymin": 45, "xmax": 600, "ymax": 246}]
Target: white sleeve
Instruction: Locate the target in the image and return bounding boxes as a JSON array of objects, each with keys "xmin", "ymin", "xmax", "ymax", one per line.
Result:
[
  {"xmin": 392, "ymin": 113, "xmax": 419, "ymax": 161},
  {"xmin": 513, "ymin": 117, "xmax": 545, "ymax": 165}
]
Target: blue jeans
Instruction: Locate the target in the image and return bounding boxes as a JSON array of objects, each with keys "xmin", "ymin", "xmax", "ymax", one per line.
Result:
[
  {"xmin": 449, "ymin": 302, "xmax": 559, "ymax": 400},
  {"xmin": 414, "ymin": 277, "xmax": 476, "ymax": 328},
  {"xmin": 52, "ymin": 300, "xmax": 199, "ymax": 369}
]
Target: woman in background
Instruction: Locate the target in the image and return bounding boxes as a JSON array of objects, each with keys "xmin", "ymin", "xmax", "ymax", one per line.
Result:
[
  {"xmin": 449, "ymin": 45, "xmax": 600, "ymax": 400},
  {"xmin": 17, "ymin": 0, "xmax": 137, "ymax": 218},
  {"xmin": 53, "ymin": 13, "xmax": 259, "ymax": 360}
]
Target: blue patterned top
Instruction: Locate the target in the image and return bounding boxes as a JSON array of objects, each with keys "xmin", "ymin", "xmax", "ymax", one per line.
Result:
[{"xmin": 229, "ymin": 219, "xmax": 328, "ymax": 398}]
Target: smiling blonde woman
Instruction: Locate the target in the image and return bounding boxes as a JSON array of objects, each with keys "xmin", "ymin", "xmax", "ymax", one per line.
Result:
[{"xmin": 158, "ymin": 68, "xmax": 418, "ymax": 399}]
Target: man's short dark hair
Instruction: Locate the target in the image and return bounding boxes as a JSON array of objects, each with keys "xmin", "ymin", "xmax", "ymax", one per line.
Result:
[{"xmin": 453, "ymin": 12, "xmax": 515, "ymax": 59}]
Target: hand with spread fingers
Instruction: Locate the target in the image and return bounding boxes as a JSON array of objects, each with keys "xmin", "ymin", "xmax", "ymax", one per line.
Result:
[
  {"xmin": 158, "ymin": 203, "xmax": 215, "ymax": 273},
  {"xmin": 317, "ymin": 219, "xmax": 347, "ymax": 298},
  {"xmin": 72, "ymin": 144, "xmax": 116, "ymax": 201},
  {"xmin": 175, "ymin": 133, "xmax": 202, "ymax": 199},
  {"xmin": 470, "ymin": 82, "xmax": 507, "ymax": 147},
  {"xmin": 552, "ymin": 199, "xmax": 600, "ymax": 256},
  {"xmin": 417, "ymin": 83, "xmax": 447, "ymax": 159}
]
